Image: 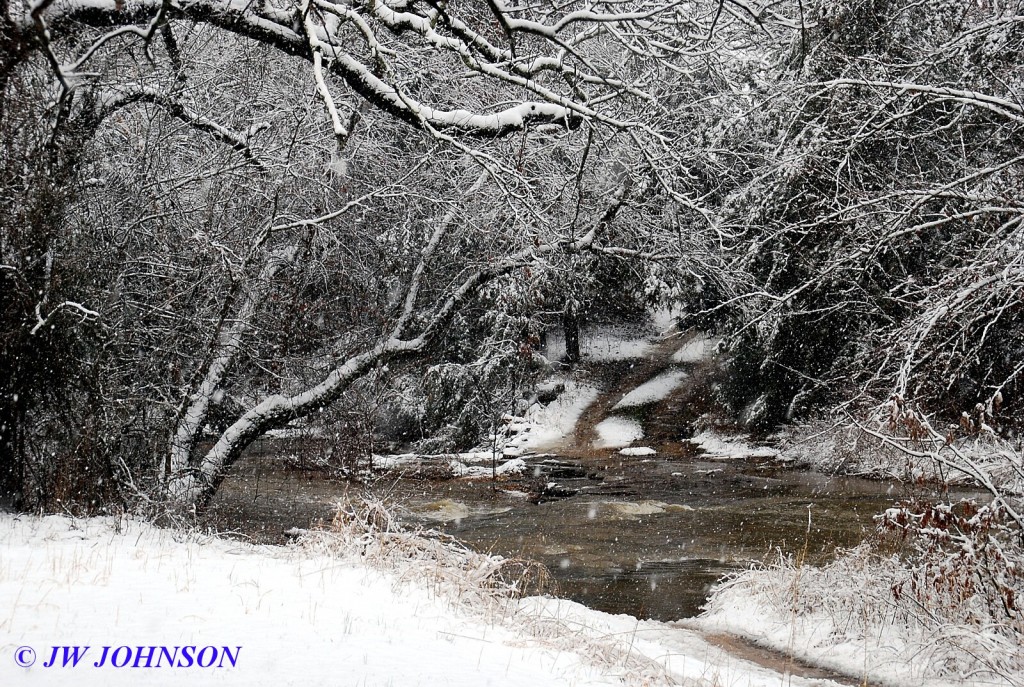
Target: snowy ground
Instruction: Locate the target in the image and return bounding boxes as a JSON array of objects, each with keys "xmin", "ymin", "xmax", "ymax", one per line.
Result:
[
  {"xmin": 697, "ymin": 546, "xmax": 1022, "ymax": 687},
  {"xmin": 613, "ymin": 370, "xmax": 688, "ymax": 410},
  {"xmin": 0, "ymin": 514, "xmax": 850, "ymax": 687},
  {"xmin": 592, "ymin": 416, "xmax": 644, "ymax": 449},
  {"xmin": 515, "ymin": 379, "xmax": 601, "ymax": 451}
]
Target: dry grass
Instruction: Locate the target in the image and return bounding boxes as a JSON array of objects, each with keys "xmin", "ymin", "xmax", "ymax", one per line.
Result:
[
  {"xmin": 297, "ymin": 498, "xmax": 553, "ymax": 605},
  {"xmin": 704, "ymin": 543, "xmax": 1024, "ymax": 686}
]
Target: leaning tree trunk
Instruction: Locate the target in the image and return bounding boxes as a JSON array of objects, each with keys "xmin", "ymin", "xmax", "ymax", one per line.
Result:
[
  {"xmin": 164, "ymin": 247, "xmax": 296, "ymax": 486},
  {"xmin": 167, "ymin": 175, "xmax": 635, "ymax": 508},
  {"xmin": 166, "ymin": 340, "xmax": 415, "ymax": 505}
]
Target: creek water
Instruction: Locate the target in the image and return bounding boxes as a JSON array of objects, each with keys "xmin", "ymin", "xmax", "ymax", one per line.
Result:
[
  {"xmin": 204, "ymin": 333, "xmax": 964, "ymax": 623},
  {"xmin": 394, "ymin": 453, "xmax": 930, "ymax": 620},
  {"xmin": 205, "ymin": 444, "xmax": 951, "ymax": 622}
]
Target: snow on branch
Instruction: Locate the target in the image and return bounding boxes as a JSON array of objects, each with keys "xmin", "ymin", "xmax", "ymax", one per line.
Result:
[
  {"xmin": 21, "ymin": 0, "xmax": 767, "ymax": 139},
  {"xmin": 29, "ymin": 300, "xmax": 100, "ymax": 335},
  {"xmin": 101, "ymin": 86, "xmax": 265, "ymax": 166},
  {"xmin": 813, "ymin": 79, "xmax": 1024, "ymax": 124}
]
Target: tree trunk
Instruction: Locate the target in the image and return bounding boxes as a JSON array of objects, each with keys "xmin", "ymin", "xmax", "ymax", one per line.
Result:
[
  {"xmin": 0, "ymin": 400, "xmax": 24, "ymax": 510},
  {"xmin": 165, "ymin": 247, "xmax": 295, "ymax": 485},
  {"xmin": 562, "ymin": 300, "xmax": 581, "ymax": 364}
]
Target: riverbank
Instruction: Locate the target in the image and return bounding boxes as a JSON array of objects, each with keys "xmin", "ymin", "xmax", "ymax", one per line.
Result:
[
  {"xmin": 1, "ymin": 511, "xmax": 851, "ymax": 687},
  {"xmin": 775, "ymin": 418, "xmax": 1024, "ymax": 497},
  {"xmin": 696, "ymin": 541, "xmax": 1023, "ymax": 687},
  {"xmin": 191, "ymin": 319, "xmax": 1021, "ymax": 686}
]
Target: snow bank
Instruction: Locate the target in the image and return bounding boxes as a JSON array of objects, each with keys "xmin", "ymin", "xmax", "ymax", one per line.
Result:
[
  {"xmin": 0, "ymin": 514, "xmax": 595, "ymax": 687},
  {"xmin": 612, "ymin": 370, "xmax": 687, "ymax": 409},
  {"xmin": 593, "ymin": 416, "xmax": 643, "ymax": 449},
  {"xmin": 778, "ymin": 420, "xmax": 1024, "ymax": 495},
  {"xmin": 372, "ymin": 378, "xmax": 598, "ymax": 464},
  {"xmin": 371, "ymin": 452, "xmax": 526, "ymax": 477},
  {"xmin": 619, "ymin": 446, "xmax": 656, "ymax": 456},
  {"xmin": 699, "ymin": 545, "xmax": 1023, "ymax": 687},
  {"xmin": 0, "ymin": 513, "xmax": 586, "ymax": 687},
  {"xmin": 0, "ymin": 513, "xmax": 849, "ymax": 687},
  {"xmin": 519, "ymin": 597, "xmax": 845, "ymax": 687},
  {"xmin": 514, "ymin": 380, "xmax": 600, "ymax": 450},
  {"xmin": 451, "ymin": 457, "xmax": 526, "ymax": 477}
]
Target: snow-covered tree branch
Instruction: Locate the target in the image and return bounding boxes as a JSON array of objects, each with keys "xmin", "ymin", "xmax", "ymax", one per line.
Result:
[{"xmin": 169, "ymin": 171, "xmax": 643, "ymax": 505}]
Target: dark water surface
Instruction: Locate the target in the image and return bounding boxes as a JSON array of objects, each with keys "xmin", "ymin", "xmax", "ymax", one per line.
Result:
[{"xmin": 400, "ymin": 453, "xmax": 919, "ymax": 620}]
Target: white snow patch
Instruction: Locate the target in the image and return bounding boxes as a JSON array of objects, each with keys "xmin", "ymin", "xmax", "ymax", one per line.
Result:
[
  {"xmin": 451, "ymin": 457, "xmax": 526, "ymax": 477},
  {"xmin": 593, "ymin": 416, "xmax": 643, "ymax": 449},
  {"xmin": 265, "ymin": 426, "xmax": 323, "ymax": 438},
  {"xmin": 612, "ymin": 370, "xmax": 687, "ymax": 409},
  {"xmin": 619, "ymin": 446, "xmax": 656, "ymax": 456},
  {"xmin": 689, "ymin": 431, "xmax": 780, "ymax": 460},
  {"xmin": 672, "ymin": 334, "xmax": 721, "ymax": 363},
  {"xmin": 509, "ymin": 380, "xmax": 600, "ymax": 451}
]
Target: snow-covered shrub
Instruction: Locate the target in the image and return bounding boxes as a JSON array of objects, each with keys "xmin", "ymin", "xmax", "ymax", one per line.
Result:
[{"xmin": 881, "ymin": 499, "xmax": 1023, "ymax": 646}]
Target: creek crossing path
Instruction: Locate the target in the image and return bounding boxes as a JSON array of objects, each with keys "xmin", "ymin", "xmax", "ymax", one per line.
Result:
[{"xmin": 205, "ymin": 328, "xmax": 916, "ymax": 687}]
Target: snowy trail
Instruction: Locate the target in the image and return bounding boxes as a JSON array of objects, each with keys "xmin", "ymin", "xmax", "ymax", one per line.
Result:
[
  {"xmin": 562, "ymin": 333, "xmax": 687, "ymax": 453},
  {"xmin": 0, "ymin": 515, "xmax": 850, "ymax": 687},
  {"xmin": 520, "ymin": 330, "xmax": 857, "ymax": 682},
  {"xmin": 566, "ymin": 331, "xmax": 778, "ymax": 461}
]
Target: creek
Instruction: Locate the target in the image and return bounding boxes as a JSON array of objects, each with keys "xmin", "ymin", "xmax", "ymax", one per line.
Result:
[
  {"xmin": 205, "ymin": 331, "xmax": 963, "ymax": 622},
  {"xmin": 205, "ymin": 441, "xmax": 956, "ymax": 622}
]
